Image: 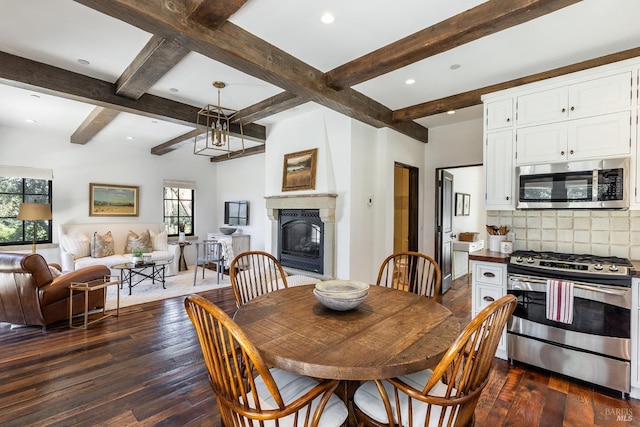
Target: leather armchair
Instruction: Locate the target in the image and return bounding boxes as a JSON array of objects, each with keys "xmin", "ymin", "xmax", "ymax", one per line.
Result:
[{"xmin": 0, "ymin": 252, "xmax": 111, "ymax": 327}]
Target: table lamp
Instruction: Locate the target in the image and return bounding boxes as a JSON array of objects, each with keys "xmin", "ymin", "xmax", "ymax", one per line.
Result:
[{"xmin": 17, "ymin": 203, "xmax": 52, "ymax": 253}]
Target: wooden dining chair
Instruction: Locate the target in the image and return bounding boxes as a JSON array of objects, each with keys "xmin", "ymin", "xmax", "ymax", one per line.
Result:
[
  {"xmin": 376, "ymin": 251, "xmax": 442, "ymax": 302},
  {"xmin": 352, "ymin": 294, "xmax": 517, "ymax": 427},
  {"xmin": 184, "ymin": 294, "xmax": 349, "ymax": 427},
  {"xmin": 230, "ymin": 250, "xmax": 289, "ymax": 308}
]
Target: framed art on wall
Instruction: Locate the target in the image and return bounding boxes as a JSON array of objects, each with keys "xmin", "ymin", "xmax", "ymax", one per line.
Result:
[
  {"xmin": 89, "ymin": 183, "xmax": 139, "ymax": 217},
  {"xmin": 282, "ymin": 148, "xmax": 318, "ymax": 191},
  {"xmin": 463, "ymin": 193, "xmax": 471, "ymax": 216},
  {"xmin": 455, "ymin": 193, "xmax": 464, "ymax": 216}
]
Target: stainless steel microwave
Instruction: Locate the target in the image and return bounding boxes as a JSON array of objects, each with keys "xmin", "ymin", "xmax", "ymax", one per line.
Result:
[{"xmin": 516, "ymin": 158, "xmax": 629, "ymax": 209}]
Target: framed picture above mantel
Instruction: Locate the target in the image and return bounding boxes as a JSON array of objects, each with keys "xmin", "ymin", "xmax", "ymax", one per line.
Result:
[
  {"xmin": 282, "ymin": 148, "xmax": 318, "ymax": 192},
  {"xmin": 89, "ymin": 183, "xmax": 139, "ymax": 217}
]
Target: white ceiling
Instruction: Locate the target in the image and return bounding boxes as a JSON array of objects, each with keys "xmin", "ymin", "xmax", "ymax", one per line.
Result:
[{"xmin": 0, "ymin": 0, "xmax": 639, "ymax": 152}]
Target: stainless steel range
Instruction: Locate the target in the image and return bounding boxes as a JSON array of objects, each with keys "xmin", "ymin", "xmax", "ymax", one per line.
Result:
[{"xmin": 506, "ymin": 250, "xmax": 634, "ymax": 395}]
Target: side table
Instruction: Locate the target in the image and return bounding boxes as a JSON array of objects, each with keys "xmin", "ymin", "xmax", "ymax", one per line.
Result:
[
  {"xmin": 69, "ymin": 276, "xmax": 120, "ymax": 329},
  {"xmin": 176, "ymin": 242, "xmax": 191, "ymax": 271}
]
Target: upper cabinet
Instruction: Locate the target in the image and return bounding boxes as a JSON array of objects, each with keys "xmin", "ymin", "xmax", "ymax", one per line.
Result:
[
  {"xmin": 516, "ymin": 111, "xmax": 631, "ymax": 165},
  {"xmin": 482, "ymin": 58, "xmax": 639, "ymax": 211},
  {"xmin": 485, "ymin": 98, "xmax": 513, "ymax": 131},
  {"xmin": 516, "ymin": 72, "xmax": 632, "ymax": 127},
  {"xmin": 484, "ymin": 130, "xmax": 515, "ymax": 210}
]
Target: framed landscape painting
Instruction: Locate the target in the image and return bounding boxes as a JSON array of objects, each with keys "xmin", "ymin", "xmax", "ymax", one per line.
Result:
[
  {"xmin": 282, "ymin": 148, "xmax": 318, "ymax": 191},
  {"xmin": 89, "ymin": 183, "xmax": 139, "ymax": 217}
]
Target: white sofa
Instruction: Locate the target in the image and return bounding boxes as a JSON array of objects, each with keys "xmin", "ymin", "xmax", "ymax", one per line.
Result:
[{"xmin": 59, "ymin": 223, "xmax": 179, "ymax": 276}]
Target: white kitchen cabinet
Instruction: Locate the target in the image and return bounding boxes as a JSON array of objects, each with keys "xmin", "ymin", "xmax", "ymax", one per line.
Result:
[
  {"xmin": 516, "ymin": 111, "xmax": 631, "ymax": 165},
  {"xmin": 471, "ymin": 260, "xmax": 508, "ymax": 360},
  {"xmin": 516, "ymin": 71, "xmax": 632, "ymax": 127},
  {"xmin": 452, "ymin": 240, "xmax": 484, "ymax": 280},
  {"xmin": 484, "ymin": 130, "xmax": 515, "ymax": 210},
  {"xmin": 485, "ymin": 98, "xmax": 513, "ymax": 131}
]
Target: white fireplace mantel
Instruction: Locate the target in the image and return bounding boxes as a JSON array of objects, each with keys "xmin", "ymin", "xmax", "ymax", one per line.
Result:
[{"xmin": 265, "ymin": 193, "xmax": 337, "ymax": 279}]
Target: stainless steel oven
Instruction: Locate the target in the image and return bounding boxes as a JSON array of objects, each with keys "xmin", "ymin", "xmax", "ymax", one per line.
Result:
[{"xmin": 506, "ymin": 250, "xmax": 633, "ymax": 395}]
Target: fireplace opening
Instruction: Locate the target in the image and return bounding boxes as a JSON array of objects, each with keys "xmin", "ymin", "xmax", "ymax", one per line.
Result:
[{"xmin": 278, "ymin": 209, "xmax": 324, "ymax": 274}]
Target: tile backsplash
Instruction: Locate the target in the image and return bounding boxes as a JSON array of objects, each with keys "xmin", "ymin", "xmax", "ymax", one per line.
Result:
[{"xmin": 487, "ymin": 210, "xmax": 640, "ymax": 260}]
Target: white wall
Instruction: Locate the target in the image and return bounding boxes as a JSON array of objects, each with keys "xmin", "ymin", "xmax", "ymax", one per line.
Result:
[
  {"xmin": 262, "ymin": 107, "xmax": 428, "ymax": 284},
  {"xmin": 424, "ymin": 119, "xmax": 484, "ymax": 257},
  {"xmin": 0, "ymin": 125, "xmax": 219, "ymax": 265},
  {"xmin": 215, "ymin": 153, "xmax": 266, "ymax": 252},
  {"xmin": 449, "ymin": 166, "xmax": 484, "ymax": 239}
]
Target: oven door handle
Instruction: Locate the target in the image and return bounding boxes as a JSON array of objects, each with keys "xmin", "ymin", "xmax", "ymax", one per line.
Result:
[{"xmin": 509, "ymin": 276, "xmax": 629, "ymax": 296}]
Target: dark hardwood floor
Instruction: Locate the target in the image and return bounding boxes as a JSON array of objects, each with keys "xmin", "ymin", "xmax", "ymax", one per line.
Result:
[{"xmin": 1, "ymin": 274, "xmax": 638, "ymax": 426}]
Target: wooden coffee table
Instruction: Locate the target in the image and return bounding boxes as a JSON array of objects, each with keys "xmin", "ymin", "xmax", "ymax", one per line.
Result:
[{"xmin": 112, "ymin": 261, "xmax": 169, "ymax": 295}]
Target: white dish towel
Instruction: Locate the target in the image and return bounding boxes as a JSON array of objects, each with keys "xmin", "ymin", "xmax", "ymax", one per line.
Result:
[{"xmin": 546, "ymin": 279, "xmax": 574, "ymax": 324}]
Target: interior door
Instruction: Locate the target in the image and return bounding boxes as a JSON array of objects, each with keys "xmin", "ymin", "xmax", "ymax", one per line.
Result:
[
  {"xmin": 436, "ymin": 170, "xmax": 453, "ymax": 293},
  {"xmin": 394, "ymin": 163, "xmax": 418, "ymax": 252}
]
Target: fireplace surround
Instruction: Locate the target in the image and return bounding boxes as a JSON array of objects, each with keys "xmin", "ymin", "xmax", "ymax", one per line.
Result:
[{"xmin": 265, "ymin": 194, "xmax": 336, "ymax": 279}]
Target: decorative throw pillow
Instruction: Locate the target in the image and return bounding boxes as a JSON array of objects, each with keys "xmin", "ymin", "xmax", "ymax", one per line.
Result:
[
  {"xmin": 60, "ymin": 234, "xmax": 91, "ymax": 259},
  {"xmin": 124, "ymin": 230, "xmax": 152, "ymax": 254},
  {"xmin": 48, "ymin": 266, "xmax": 63, "ymax": 277},
  {"xmin": 91, "ymin": 231, "xmax": 115, "ymax": 258},
  {"xmin": 148, "ymin": 229, "xmax": 168, "ymax": 251}
]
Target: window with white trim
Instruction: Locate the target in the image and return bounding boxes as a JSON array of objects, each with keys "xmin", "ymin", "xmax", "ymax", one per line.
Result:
[{"xmin": 163, "ymin": 179, "xmax": 195, "ymax": 237}]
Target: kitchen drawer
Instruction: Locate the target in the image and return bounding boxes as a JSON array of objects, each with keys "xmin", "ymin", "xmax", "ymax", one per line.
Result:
[
  {"xmin": 473, "ymin": 284, "xmax": 505, "ymax": 312},
  {"xmin": 473, "ymin": 262, "xmax": 505, "ymax": 287}
]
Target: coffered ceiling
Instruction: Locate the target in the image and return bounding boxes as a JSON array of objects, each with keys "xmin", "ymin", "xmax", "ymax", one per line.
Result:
[{"xmin": 0, "ymin": 0, "xmax": 639, "ymax": 161}]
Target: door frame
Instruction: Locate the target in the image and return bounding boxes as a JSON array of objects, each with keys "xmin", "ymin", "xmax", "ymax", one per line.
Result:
[{"xmin": 434, "ymin": 163, "xmax": 483, "ymax": 253}]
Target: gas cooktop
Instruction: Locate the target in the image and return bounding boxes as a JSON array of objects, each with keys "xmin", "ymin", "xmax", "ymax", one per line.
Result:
[{"xmin": 508, "ymin": 250, "xmax": 634, "ymax": 277}]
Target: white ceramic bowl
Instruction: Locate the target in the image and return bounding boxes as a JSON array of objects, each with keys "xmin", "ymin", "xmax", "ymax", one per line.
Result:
[
  {"xmin": 313, "ymin": 288, "xmax": 368, "ymax": 311},
  {"xmin": 314, "ymin": 280, "xmax": 369, "ymax": 299},
  {"xmin": 218, "ymin": 226, "xmax": 237, "ymax": 235}
]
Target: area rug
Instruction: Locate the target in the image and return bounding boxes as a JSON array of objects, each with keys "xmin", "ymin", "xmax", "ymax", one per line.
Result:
[{"xmin": 105, "ymin": 268, "xmax": 231, "ymax": 310}]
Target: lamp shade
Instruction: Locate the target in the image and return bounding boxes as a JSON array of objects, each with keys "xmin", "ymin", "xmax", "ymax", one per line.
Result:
[{"xmin": 17, "ymin": 203, "xmax": 52, "ymax": 220}]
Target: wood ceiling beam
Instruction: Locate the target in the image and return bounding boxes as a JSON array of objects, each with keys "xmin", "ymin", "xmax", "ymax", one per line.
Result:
[
  {"xmin": 116, "ymin": 35, "xmax": 190, "ymax": 99},
  {"xmin": 68, "ymin": 35, "xmax": 191, "ymax": 146},
  {"xmin": 72, "ymin": 0, "xmax": 430, "ymax": 143},
  {"xmin": 0, "ymin": 51, "xmax": 266, "ymax": 141},
  {"xmin": 151, "ymin": 130, "xmax": 197, "ymax": 156},
  {"xmin": 235, "ymin": 92, "xmax": 310, "ymax": 125},
  {"xmin": 210, "ymin": 144, "xmax": 265, "ymax": 163},
  {"xmin": 186, "ymin": 0, "xmax": 250, "ymax": 29},
  {"xmin": 393, "ymin": 46, "xmax": 640, "ymax": 121},
  {"xmin": 326, "ymin": 0, "xmax": 582, "ymax": 90},
  {"xmin": 70, "ymin": 107, "xmax": 120, "ymax": 145}
]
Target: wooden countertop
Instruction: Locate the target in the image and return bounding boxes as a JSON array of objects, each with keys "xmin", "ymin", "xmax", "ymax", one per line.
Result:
[{"xmin": 468, "ymin": 249, "xmax": 509, "ymax": 263}]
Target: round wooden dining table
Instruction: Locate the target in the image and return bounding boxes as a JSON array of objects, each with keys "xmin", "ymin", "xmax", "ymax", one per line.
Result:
[{"xmin": 233, "ymin": 284, "xmax": 461, "ymax": 381}]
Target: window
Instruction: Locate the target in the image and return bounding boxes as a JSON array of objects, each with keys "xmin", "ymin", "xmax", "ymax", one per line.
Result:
[
  {"xmin": 0, "ymin": 169, "xmax": 53, "ymax": 246},
  {"xmin": 163, "ymin": 180, "xmax": 195, "ymax": 237}
]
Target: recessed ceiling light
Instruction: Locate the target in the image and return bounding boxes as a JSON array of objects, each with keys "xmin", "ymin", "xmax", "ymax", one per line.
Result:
[
  {"xmin": 450, "ymin": 64, "xmax": 461, "ymax": 70},
  {"xmin": 447, "ymin": 110, "xmax": 456, "ymax": 115},
  {"xmin": 169, "ymin": 87, "xmax": 179, "ymax": 93},
  {"xmin": 25, "ymin": 119, "xmax": 37, "ymax": 123},
  {"xmin": 320, "ymin": 12, "xmax": 335, "ymax": 24},
  {"xmin": 126, "ymin": 136, "xmax": 135, "ymax": 140},
  {"xmin": 77, "ymin": 59, "xmax": 90, "ymax": 65},
  {"xmin": 405, "ymin": 78, "xmax": 416, "ymax": 85}
]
